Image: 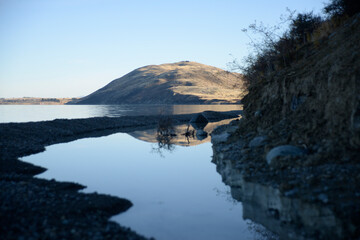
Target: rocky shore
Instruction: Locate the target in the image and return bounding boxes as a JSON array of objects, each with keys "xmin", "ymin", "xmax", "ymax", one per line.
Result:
[
  {"xmin": 212, "ymin": 121, "xmax": 359, "ymax": 239},
  {"xmin": 211, "ymin": 13, "xmax": 360, "ymax": 240},
  {"xmin": 0, "ymin": 110, "xmax": 241, "ymax": 239}
]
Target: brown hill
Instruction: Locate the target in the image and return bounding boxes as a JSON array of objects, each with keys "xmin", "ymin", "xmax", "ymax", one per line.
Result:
[{"xmin": 69, "ymin": 61, "xmax": 245, "ymax": 104}]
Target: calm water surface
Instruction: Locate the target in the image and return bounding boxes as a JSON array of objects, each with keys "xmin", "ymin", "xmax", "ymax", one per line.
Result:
[
  {"xmin": 0, "ymin": 104, "xmax": 242, "ymax": 123},
  {"xmin": 12, "ymin": 104, "xmax": 273, "ymax": 239},
  {"xmin": 22, "ymin": 132, "xmax": 271, "ymax": 240}
]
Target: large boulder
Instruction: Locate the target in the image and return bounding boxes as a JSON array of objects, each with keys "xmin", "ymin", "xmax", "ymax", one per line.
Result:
[
  {"xmin": 190, "ymin": 113, "xmax": 208, "ymax": 130},
  {"xmin": 190, "ymin": 113, "xmax": 208, "ymax": 124}
]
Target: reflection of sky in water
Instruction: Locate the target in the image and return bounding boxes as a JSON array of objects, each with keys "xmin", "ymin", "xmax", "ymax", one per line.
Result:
[
  {"xmin": 0, "ymin": 104, "xmax": 242, "ymax": 123},
  {"xmin": 22, "ymin": 133, "xmax": 258, "ymax": 240}
]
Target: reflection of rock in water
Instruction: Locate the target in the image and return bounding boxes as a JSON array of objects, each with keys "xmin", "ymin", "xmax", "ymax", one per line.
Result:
[
  {"xmin": 127, "ymin": 118, "xmax": 236, "ymax": 146},
  {"xmin": 212, "ymin": 130, "xmax": 345, "ymax": 240},
  {"xmin": 195, "ymin": 129, "xmax": 208, "ymax": 140}
]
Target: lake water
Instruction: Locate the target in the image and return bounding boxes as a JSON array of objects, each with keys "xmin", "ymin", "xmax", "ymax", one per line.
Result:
[
  {"xmin": 0, "ymin": 104, "xmax": 242, "ymax": 123},
  {"xmin": 23, "ymin": 133, "xmax": 262, "ymax": 240},
  {"xmin": 20, "ymin": 126, "xmax": 275, "ymax": 239},
  {"xmin": 8, "ymin": 104, "xmax": 275, "ymax": 239}
]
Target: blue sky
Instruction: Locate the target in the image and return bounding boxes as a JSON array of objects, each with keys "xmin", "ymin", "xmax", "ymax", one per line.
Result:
[{"xmin": 0, "ymin": 0, "xmax": 326, "ymax": 98}]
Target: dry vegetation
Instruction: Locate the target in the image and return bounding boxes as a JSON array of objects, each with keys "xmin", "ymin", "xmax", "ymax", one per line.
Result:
[
  {"xmin": 71, "ymin": 61, "xmax": 246, "ymax": 104},
  {"xmin": 235, "ymin": 0, "xmax": 360, "ymax": 87},
  {"xmin": 234, "ymin": 0, "xmax": 360, "ymax": 171}
]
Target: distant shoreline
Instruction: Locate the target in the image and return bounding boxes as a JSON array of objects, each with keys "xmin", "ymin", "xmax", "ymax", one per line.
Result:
[
  {"xmin": 0, "ymin": 97, "xmax": 78, "ymax": 105},
  {"xmin": 0, "ymin": 98, "xmax": 242, "ymax": 105}
]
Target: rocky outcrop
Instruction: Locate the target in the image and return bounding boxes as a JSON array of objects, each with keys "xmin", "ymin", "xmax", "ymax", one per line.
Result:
[
  {"xmin": 211, "ymin": 14, "xmax": 360, "ymax": 239},
  {"xmin": 211, "ymin": 124, "xmax": 358, "ymax": 239},
  {"xmin": 69, "ymin": 61, "xmax": 245, "ymax": 104},
  {"xmin": 240, "ymin": 14, "xmax": 360, "ymax": 163}
]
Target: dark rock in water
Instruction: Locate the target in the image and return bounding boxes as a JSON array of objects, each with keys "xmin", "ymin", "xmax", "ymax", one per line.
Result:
[
  {"xmin": 266, "ymin": 145, "xmax": 307, "ymax": 165},
  {"xmin": 190, "ymin": 122, "xmax": 208, "ymax": 130},
  {"xmin": 190, "ymin": 113, "xmax": 209, "ymax": 129},
  {"xmin": 190, "ymin": 113, "xmax": 209, "ymax": 124},
  {"xmin": 196, "ymin": 129, "xmax": 208, "ymax": 140}
]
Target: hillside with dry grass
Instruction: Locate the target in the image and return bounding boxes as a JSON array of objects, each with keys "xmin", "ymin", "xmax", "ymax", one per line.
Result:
[{"xmin": 69, "ymin": 61, "xmax": 245, "ymax": 104}]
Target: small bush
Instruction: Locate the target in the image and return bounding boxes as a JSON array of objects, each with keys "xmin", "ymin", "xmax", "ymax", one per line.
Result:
[
  {"xmin": 324, "ymin": 0, "xmax": 360, "ymax": 18},
  {"xmin": 239, "ymin": 11, "xmax": 323, "ymax": 86},
  {"xmin": 236, "ymin": 0, "xmax": 360, "ymax": 88},
  {"xmin": 289, "ymin": 12, "xmax": 322, "ymax": 45}
]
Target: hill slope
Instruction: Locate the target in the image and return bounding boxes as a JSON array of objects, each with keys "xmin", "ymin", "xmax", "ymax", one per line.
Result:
[{"xmin": 70, "ymin": 61, "xmax": 244, "ymax": 104}]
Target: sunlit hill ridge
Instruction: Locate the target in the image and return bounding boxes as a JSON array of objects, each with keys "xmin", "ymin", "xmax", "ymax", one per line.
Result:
[{"xmin": 69, "ymin": 61, "xmax": 245, "ymax": 105}]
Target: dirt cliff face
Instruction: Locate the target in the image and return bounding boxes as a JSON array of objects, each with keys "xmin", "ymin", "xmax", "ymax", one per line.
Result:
[
  {"xmin": 240, "ymin": 13, "xmax": 360, "ymax": 165},
  {"xmin": 211, "ymin": 14, "xmax": 360, "ymax": 239},
  {"xmin": 70, "ymin": 61, "xmax": 245, "ymax": 104}
]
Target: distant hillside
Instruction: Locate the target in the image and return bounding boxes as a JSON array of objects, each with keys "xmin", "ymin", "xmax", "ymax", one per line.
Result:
[{"xmin": 69, "ymin": 61, "xmax": 245, "ymax": 104}]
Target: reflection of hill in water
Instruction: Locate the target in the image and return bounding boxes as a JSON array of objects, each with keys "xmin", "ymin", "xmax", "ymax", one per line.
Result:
[
  {"xmin": 127, "ymin": 118, "xmax": 236, "ymax": 146},
  {"xmin": 89, "ymin": 104, "xmax": 243, "ymax": 118}
]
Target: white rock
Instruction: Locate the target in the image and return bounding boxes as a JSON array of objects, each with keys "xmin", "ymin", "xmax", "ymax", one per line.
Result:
[
  {"xmin": 266, "ymin": 145, "xmax": 307, "ymax": 165},
  {"xmin": 211, "ymin": 132, "xmax": 230, "ymax": 144}
]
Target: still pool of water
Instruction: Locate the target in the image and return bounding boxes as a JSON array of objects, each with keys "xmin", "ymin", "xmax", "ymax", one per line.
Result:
[
  {"xmin": 22, "ymin": 132, "xmax": 271, "ymax": 240},
  {"xmin": 0, "ymin": 104, "xmax": 242, "ymax": 123}
]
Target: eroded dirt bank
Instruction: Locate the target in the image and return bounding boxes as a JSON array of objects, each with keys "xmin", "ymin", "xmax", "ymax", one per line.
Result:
[
  {"xmin": 0, "ymin": 110, "xmax": 241, "ymax": 239},
  {"xmin": 211, "ymin": 14, "xmax": 360, "ymax": 239}
]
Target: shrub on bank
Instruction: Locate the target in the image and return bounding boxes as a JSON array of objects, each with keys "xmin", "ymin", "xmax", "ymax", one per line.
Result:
[{"xmin": 238, "ymin": 0, "xmax": 360, "ymax": 87}]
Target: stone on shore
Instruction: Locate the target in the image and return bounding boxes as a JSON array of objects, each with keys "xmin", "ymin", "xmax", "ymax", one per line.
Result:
[
  {"xmin": 211, "ymin": 132, "xmax": 230, "ymax": 144},
  {"xmin": 266, "ymin": 145, "xmax": 307, "ymax": 165}
]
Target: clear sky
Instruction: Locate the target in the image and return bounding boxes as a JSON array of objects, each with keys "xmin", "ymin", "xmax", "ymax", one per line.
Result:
[{"xmin": 0, "ymin": 0, "xmax": 326, "ymax": 98}]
